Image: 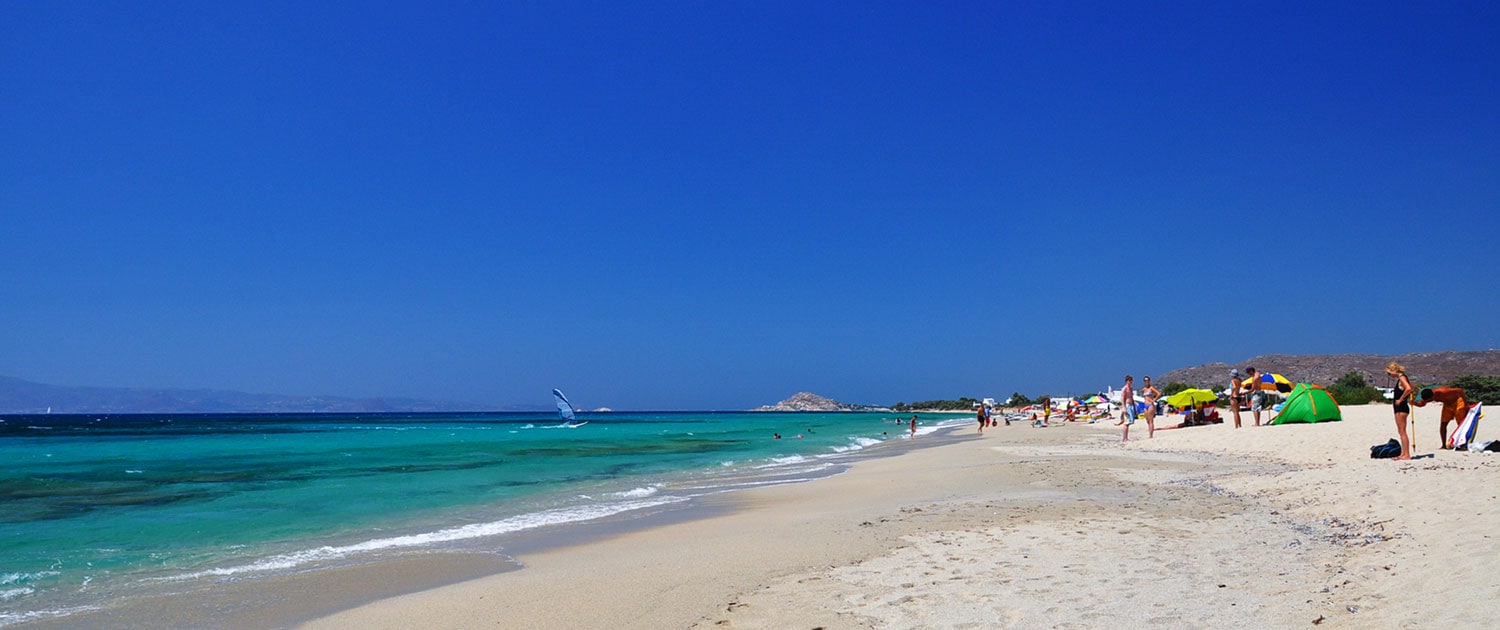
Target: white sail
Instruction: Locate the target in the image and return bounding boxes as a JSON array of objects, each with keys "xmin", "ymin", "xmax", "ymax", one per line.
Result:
[{"xmin": 553, "ymin": 389, "xmax": 576, "ymax": 425}]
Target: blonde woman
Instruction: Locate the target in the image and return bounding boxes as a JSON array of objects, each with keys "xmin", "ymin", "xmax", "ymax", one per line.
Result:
[{"xmin": 1387, "ymin": 362, "xmax": 1414, "ymax": 460}]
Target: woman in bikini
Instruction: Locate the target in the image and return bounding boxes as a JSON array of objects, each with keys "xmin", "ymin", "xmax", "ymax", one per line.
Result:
[
  {"xmin": 1140, "ymin": 376, "xmax": 1161, "ymax": 439},
  {"xmin": 1229, "ymin": 369, "xmax": 1245, "ymax": 429}
]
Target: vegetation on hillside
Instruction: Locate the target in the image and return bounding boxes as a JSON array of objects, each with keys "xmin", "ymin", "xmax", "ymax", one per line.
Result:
[
  {"xmin": 892, "ymin": 398, "xmax": 982, "ymax": 411},
  {"xmin": 1448, "ymin": 374, "xmax": 1500, "ymax": 405},
  {"xmin": 1329, "ymin": 371, "xmax": 1382, "ymax": 405}
]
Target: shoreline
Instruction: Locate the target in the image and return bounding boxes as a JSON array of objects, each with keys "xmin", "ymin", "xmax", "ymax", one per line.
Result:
[
  {"xmin": 303, "ymin": 403, "xmax": 1500, "ymax": 628},
  {"xmin": 8, "ymin": 416, "xmax": 975, "ymax": 629}
]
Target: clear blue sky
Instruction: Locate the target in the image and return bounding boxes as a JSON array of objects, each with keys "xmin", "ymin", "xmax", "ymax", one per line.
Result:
[{"xmin": 3, "ymin": 2, "xmax": 1497, "ymax": 409}]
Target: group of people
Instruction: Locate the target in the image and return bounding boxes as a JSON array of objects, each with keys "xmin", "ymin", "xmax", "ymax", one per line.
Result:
[
  {"xmin": 1387, "ymin": 362, "xmax": 1474, "ymax": 460},
  {"xmin": 968, "ymin": 363, "xmax": 1479, "ymax": 456},
  {"xmin": 1118, "ymin": 367, "xmax": 1291, "ymax": 441},
  {"xmin": 1114, "ymin": 374, "xmax": 1160, "ymax": 441}
]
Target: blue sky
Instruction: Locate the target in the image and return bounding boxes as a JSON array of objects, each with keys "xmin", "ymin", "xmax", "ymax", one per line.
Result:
[{"xmin": 3, "ymin": 2, "xmax": 1497, "ymax": 409}]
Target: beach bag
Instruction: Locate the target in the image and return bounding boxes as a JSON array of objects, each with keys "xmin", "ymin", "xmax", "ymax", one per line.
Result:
[{"xmin": 1369, "ymin": 439, "xmax": 1401, "ymax": 459}]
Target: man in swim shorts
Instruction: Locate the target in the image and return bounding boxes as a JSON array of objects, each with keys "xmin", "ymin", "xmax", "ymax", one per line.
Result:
[
  {"xmin": 1116, "ymin": 375, "xmax": 1136, "ymax": 442},
  {"xmin": 1414, "ymin": 386, "xmax": 1471, "ymax": 449},
  {"xmin": 1244, "ymin": 366, "xmax": 1265, "ymax": 426}
]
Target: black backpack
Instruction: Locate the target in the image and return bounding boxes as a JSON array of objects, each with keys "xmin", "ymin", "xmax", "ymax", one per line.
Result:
[{"xmin": 1369, "ymin": 438, "xmax": 1402, "ymax": 459}]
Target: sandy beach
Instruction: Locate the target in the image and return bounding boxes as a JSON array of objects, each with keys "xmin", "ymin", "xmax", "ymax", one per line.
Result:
[{"xmin": 304, "ymin": 403, "xmax": 1498, "ymax": 629}]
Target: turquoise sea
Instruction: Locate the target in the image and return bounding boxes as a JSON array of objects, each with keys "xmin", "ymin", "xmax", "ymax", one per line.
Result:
[{"xmin": 0, "ymin": 411, "xmax": 965, "ymax": 625}]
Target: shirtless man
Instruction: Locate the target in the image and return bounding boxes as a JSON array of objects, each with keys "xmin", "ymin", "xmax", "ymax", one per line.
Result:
[
  {"xmin": 1244, "ymin": 366, "xmax": 1265, "ymax": 426},
  {"xmin": 1116, "ymin": 375, "xmax": 1136, "ymax": 442},
  {"xmin": 1414, "ymin": 386, "xmax": 1472, "ymax": 449}
]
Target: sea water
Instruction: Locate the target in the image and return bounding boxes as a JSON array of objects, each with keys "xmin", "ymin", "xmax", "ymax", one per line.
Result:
[{"xmin": 0, "ymin": 411, "xmax": 962, "ymax": 625}]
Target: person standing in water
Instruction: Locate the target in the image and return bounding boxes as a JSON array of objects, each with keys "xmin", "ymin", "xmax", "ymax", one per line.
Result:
[
  {"xmin": 909, "ymin": 414, "xmax": 918, "ymax": 438},
  {"xmin": 1386, "ymin": 362, "xmax": 1414, "ymax": 460}
]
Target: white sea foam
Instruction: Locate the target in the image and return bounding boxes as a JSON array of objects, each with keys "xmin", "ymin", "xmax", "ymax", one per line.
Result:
[
  {"xmin": 756, "ymin": 455, "xmax": 807, "ymax": 469},
  {"xmin": 683, "ymin": 473, "xmax": 830, "ymax": 494},
  {"xmin": 610, "ymin": 486, "xmax": 659, "ymax": 499},
  {"xmin": 828, "ymin": 437, "xmax": 882, "ymax": 453},
  {"xmin": 0, "ymin": 572, "xmax": 57, "ymax": 586},
  {"xmin": 0, "ymin": 604, "xmax": 101, "ymax": 627},
  {"xmin": 161, "ymin": 496, "xmax": 689, "ymax": 581},
  {"xmin": 0, "ymin": 587, "xmax": 33, "ymax": 601}
]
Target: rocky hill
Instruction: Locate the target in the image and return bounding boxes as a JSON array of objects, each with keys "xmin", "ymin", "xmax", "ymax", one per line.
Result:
[
  {"xmin": 753, "ymin": 392, "xmax": 877, "ymax": 412},
  {"xmin": 1156, "ymin": 350, "xmax": 1500, "ymax": 389}
]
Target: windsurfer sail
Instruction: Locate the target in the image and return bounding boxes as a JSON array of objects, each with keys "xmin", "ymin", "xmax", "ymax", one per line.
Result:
[{"xmin": 553, "ymin": 389, "xmax": 578, "ymax": 426}]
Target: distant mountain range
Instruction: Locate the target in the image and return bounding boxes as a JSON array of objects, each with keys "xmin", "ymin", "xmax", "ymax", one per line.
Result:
[
  {"xmin": 0, "ymin": 376, "xmax": 498, "ymax": 414},
  {"xmin": 1156, "ymin": 350, "xmax": 1500, "ymax": 389}
]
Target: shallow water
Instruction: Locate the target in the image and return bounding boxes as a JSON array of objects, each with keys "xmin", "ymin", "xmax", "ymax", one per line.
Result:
[{"xmin": 0, "ymin": 411, "xmax": 959, "ymax": 625}]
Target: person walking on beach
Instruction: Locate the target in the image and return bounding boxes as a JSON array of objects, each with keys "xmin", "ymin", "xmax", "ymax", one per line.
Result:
[
  {"xmin": 1244, "ymin": 366, "xmax": 1265, "ymax": 426},
  {"xmin": 1386, "ymin": 362, "xmax": 1414, "ymax": 460},
  {"xmin": 1141, "ymin": 375, "xmax": 1161, "ymax": 439},
  {"xmin": 976, "ymin": 405, "xmax": 985, "ymax": 434},
  {"xmin": 1116, "ymin": 375, "xmax": 1136, "ymax": 441},
  {"xmin": 909, "ymin": 414, "xmax": 918, "ymax": 438},
  {"xmin": 1229, "ymin": 369, "xmax": 1246, "ymax": 429}
]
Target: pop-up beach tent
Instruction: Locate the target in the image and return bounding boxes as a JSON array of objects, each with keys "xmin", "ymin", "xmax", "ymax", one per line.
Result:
[{"xmin": 1270, "ymin": 383, "xmax": 1342, "ymax": 424}]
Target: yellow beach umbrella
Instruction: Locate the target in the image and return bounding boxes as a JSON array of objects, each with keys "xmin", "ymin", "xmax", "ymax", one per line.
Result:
[
  {"xmin": 1165, "ymin": 388, "xmax": 1220, "ymax": 409},
  {"xmin": 1245, "ymin": 372, "xmax": 1293, "ymax": 393}
]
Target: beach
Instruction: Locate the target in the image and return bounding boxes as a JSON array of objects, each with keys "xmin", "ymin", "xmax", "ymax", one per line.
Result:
[{"xmin": 304, "ymin": 403, "xmax": 1499, "ymax": 629}]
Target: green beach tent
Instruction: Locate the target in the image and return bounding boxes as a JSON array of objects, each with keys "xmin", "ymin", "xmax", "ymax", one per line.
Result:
[{"xmin": 1270, "ymin": 383, "xmax": 1342, "ymax": 424}]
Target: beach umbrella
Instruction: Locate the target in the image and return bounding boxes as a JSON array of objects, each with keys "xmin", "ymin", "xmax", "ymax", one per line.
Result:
[
  {"xmin": 1165, "ymin": 388, "xmax": 1220, "ymax": 409},
  {"xmin": 1245, "ymin": 372, "xmax": 1293, "ymax": 393},
  {"xmin": 1082, "ymin": 395, "xmax": 1106, "ymax": 404}
]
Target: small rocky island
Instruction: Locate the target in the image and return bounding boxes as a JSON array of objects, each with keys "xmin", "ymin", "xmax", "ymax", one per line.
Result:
[{"xmin": 753, "ymin": 392, "xmax": 880, "ymax": 412}]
